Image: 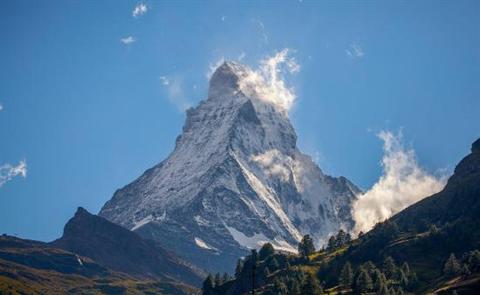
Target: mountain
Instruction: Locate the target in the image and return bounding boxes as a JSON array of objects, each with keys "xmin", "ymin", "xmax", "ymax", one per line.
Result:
[
  {"xmin": 210, "ymin": 138, "xmax": 480, "ymax": 295},
  {"xmin": 51, "ymin": 207, "xmax": 206, "ymax": 287},
  {"xmin": 0, "ymin": 234, "xmax": 198, "ymax": 295},
  {"xmin": 99, "ymin": 61, "xmax": 361, "ymax": 273},
  {"xmin": 391, "ymin": 137, "xmax": 480, "ymax": 233}
]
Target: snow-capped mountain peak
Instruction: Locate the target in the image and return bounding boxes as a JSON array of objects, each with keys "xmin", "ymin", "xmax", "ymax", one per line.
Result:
[{"xmin": 99, "ymin": 60, "xmax": 360, "ymax": 273}]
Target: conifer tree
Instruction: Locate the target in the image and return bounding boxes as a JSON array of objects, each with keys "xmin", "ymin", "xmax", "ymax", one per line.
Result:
[
  {"xmin": 269, "ymin": 256, "xmax": 280, "ymax": 270},
  {"xmin": 382, "ymin": 256, "xmax": 398, "ymax": 279},
  {"xmin": 408, "ymin": 271, "xmax": 419, "ymax": 290},
  {"xmin": 222, "ymin": 272, "xmax": 230, "ymax": 283},
  {"xmin": 399, "ymin": 270, "xmax": 409, "ymax": 288},
  {"xmin": 263, "ymin": 267, "xmax": 270, "ymax": 278},
  {"xmin": 378, "ymin": 283, "xmax": 390, "ymax": 295},
  {"xmin": 372, "ymin": 269, "xmax": 387, "ymax": 292},
  {"xmin": 396, "ymin": 286, "xmax": 404, "ymax": 295},
  {"xmin": 401, "ymin": 262, "xmax": 410, "ymax": 277},
  {"xmin": 327, "ymin": 235, "xmax": 337, "ymax": 250},
  {"xmin": 214, "ymin": 272, "xmax": 222, "ymax": 287},
  {"xmin": 339, "ymin": 261, "xmax": 354, "ymax": 287},
  {"xmin": 273, "ymin": 278, "xmax": 288, "ymax": 295},
  {"xmin": 302, "ymin": 274, "xmax": 324, "ymax": 295},
  {"xmin": 235, "ymin": 259, "xmax": 244, "ymax": 278},
  {"xmin": 355, "ymin": 268, "xmax": 373, "ymax": 293},
  {"xmin": 298, "ymin": 234, "xmax": 315, "ymax": 257},
  {"xmin": 259, "ymin": 243, "xmax": 275, "ymax": 260},
  {"xmin": 202, "ymin": 274, "xmax": 215, "ymax": 295},
  {"xmin": 444, "ymin": 253, "xmax": 461, "ymax": 277}
]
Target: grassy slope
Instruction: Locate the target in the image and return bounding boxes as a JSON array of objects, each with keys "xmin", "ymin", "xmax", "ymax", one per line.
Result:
[{"xmin": 0, "ymin": 235, "xmax": 199, "ymax": 295}]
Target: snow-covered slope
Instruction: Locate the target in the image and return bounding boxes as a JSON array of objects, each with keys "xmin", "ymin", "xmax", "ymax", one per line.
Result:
[{"xmin": 99, "ymin": 62, "xmax": 361, "ymax": 273}]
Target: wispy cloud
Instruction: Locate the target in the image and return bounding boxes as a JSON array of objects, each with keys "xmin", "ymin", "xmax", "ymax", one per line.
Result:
[
  {"xmin": 0, "ymin": 104, "xmax": 3, "ymax": 111},
  {"xmin": 159, "ymin": 76, "xmax": 170, "ymax": 86},
  {"xmin": 238, "ymin": 48, "xmax": 300, "ymax": 112},
  {"xmin": 346, "ymin": 43, "xmax": 364, "ymax": 59},
  {"xmin": 133, "ymin": 3, "xmax": 148, "ymax": 18},
  {"xmin": 254, "ymin": 20, "xmax": 269, "ymax": 45},
  {"xmin": 0, "ymin": 160, "xmax": 27, "ymax": 188},
  {"xmin": 238, "ymin": 52, "xmax": 246, "ymax": 61},
  {"xmin": 159, "ymin": 75, "xmax": 192, "ymax": 111},
  {"xmin": 221, "ymin": 16, "xmax": 226, "ymax": 22},
  {"xmin": 251, "ymin": 149, "xmax": 292, "ymax": 182},
  {"xmin": 352, "ymin": 131, "xmax": 446, "ymax": 234},
  {"xmin": 120, "ymin": 36, "xmax": 136, "ymax": 45}
]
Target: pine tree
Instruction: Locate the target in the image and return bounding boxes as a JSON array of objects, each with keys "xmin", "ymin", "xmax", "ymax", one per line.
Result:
[
  {"xmin": 269, "ymin": 257, "xmax": 280, "ymax": 270},
  {"xmin": 355, "ymin": 269, "xmax": 373, "ymax": 293},
  {"xmin": 289, "ymin": 278, "xmax": 301, "ymax": 295},
  {"xmin": 339, "ymin": 262, "xmax": 354, "ymax": 287},
  {"xmin": 214, "ymin": 272, "xmax": 222, "ymax": 286},
  {"xmin": 263, "ymin": 267, "xmax": 270, "ymax": 278},
  {"xmin": 428, "ymin": 224, "xmax": 439, "ymax": 235},
  {"xmin": 382, "ymin": 256, "xmax": 398, "ymax": 279},
  {"xmin": 396, "ymin": 286, "xmax": 404, "ymax": 295},
  {"xmin": 444, "ymin": 253, "xmax": 461, "ymax": 277},
  {"xmin": 401, "ymin": 262, "xmax": 410, "ymax": 277},
  {"xmin": 327, "ymin": 235, "xmax": 337, "ymax": 250},
  {"xmin": 364, "ymin": 261, "xmax": 377, "ymax": 274},
  {"xmin": 259, "ymin": 243, "xmax": 275, "ymax": 260},
  {"xmin": 302, "ymin": 274, "xmax": 324, "ymax": 295},
  {"xmin": 235, "ymin": 259, "xmax": 244, "ymax": 278},
  {"xmin": 399, "ymin": 270, "xmax": 409, "ymax": 288},
  {"xmin": 378, "ymin": 283, "xmax": 390, "ymax": 295},
  {"xmin": 273, "ymin": 278, "xmax": 288, "ymax": 295},
  {"xmin": 298, "ymin": 234, "xmax": 315, "ymax": 257},
  {"xmin": 408, "ymin": 271, "xmax": 419, "ymax": 290},
  {"xmin": 202, "ymin": 274, "xmax": 215, "ymax": 295},
  {"xmin": 222, "ymin": 272, "xmax": 230, "ymax": 283},
  {"xmin": 372, "ymin": 269, "xmax": 387, "ymax": 292},
  {"xmin": 335, "ymin": 229, "xmax": 351, "ymax": 247},
  {"xmin": 464, "ymin": 249, "xmax": 480, "ymax": 272}
]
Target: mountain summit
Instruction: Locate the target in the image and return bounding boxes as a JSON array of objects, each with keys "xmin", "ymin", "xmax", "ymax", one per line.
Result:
[{"xmin": 99, "ymin": 61, "xmax": 361, "ymax": 272}]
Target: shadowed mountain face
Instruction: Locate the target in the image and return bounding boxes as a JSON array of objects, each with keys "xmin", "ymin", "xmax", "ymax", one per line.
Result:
[
  {"xmin": 51, "ymin": 207, "xmax": 205, "ymax": 287},
  {"xmin": 99, "ymin": 62, "xmax": 361, "ymax": 273},
  {"xmin": 391, "ymin": 138, "xmax": 480, "ymax": 234},
  {"xmin": 0, "ymin": 235, "xmax": 199, "ymax": 295}
]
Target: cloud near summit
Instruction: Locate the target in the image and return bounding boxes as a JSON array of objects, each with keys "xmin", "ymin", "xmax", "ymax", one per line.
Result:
[{"xmin": 207, "ymin": 49, "xmax": 300, "ymax": 112}]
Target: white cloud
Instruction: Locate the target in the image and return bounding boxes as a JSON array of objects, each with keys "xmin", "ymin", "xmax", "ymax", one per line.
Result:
[
  {"xmin": 255, "ymin": 20, "xmax": 269, "ymax": 45},
  {"xmin": 132, "ymin": 3, "xmax": 148, "ymax": 18},
  {"xmin": 0, "ymin": 160, "xmax": 27, "ymax": 188},
  {"xmin": 238, "ymin": 48, "xmax": 300, "ymax": 112},
  {"xmin": 221, "ymin": 15, "xmax": 226, "ymax": 22},
  {"xmin": 352, "ymin": 131, "xmax": 446, "ymax": 234},
  {"xmin": 159, "ymin": 76, "xmax": 170, "ymax": 86},
  {"xmin": 251, "ymin": 149, "xmax": 292, "ymax": 182},
  {"xmin": 237, "ymin": 52, "xmax": 246, "ymax": 61},
  {"xmin": 0, "ymin": 104, "xmax": 3, "ymax": 111},
  {"xmin": 159, "ymin": 75, "xmax": 191, "ymax": 111},
  {"xmin": 346, "ymin": 43, "xmax": 364, "ymax": 58},
  {"xmin": 120, "ymin": 36, "xmax": 135, "ymax": 44}
]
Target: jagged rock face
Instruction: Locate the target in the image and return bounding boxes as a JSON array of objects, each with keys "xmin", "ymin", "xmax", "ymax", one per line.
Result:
[{"xmin": 99, "ymin": 62, "xmax": 361, "ymax": 273}]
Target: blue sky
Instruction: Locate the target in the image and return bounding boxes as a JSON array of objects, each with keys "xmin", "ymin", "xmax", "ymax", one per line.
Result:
[{"xmin": 0, "ymin": 1, "xmax": 479, "ymax": 241}]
